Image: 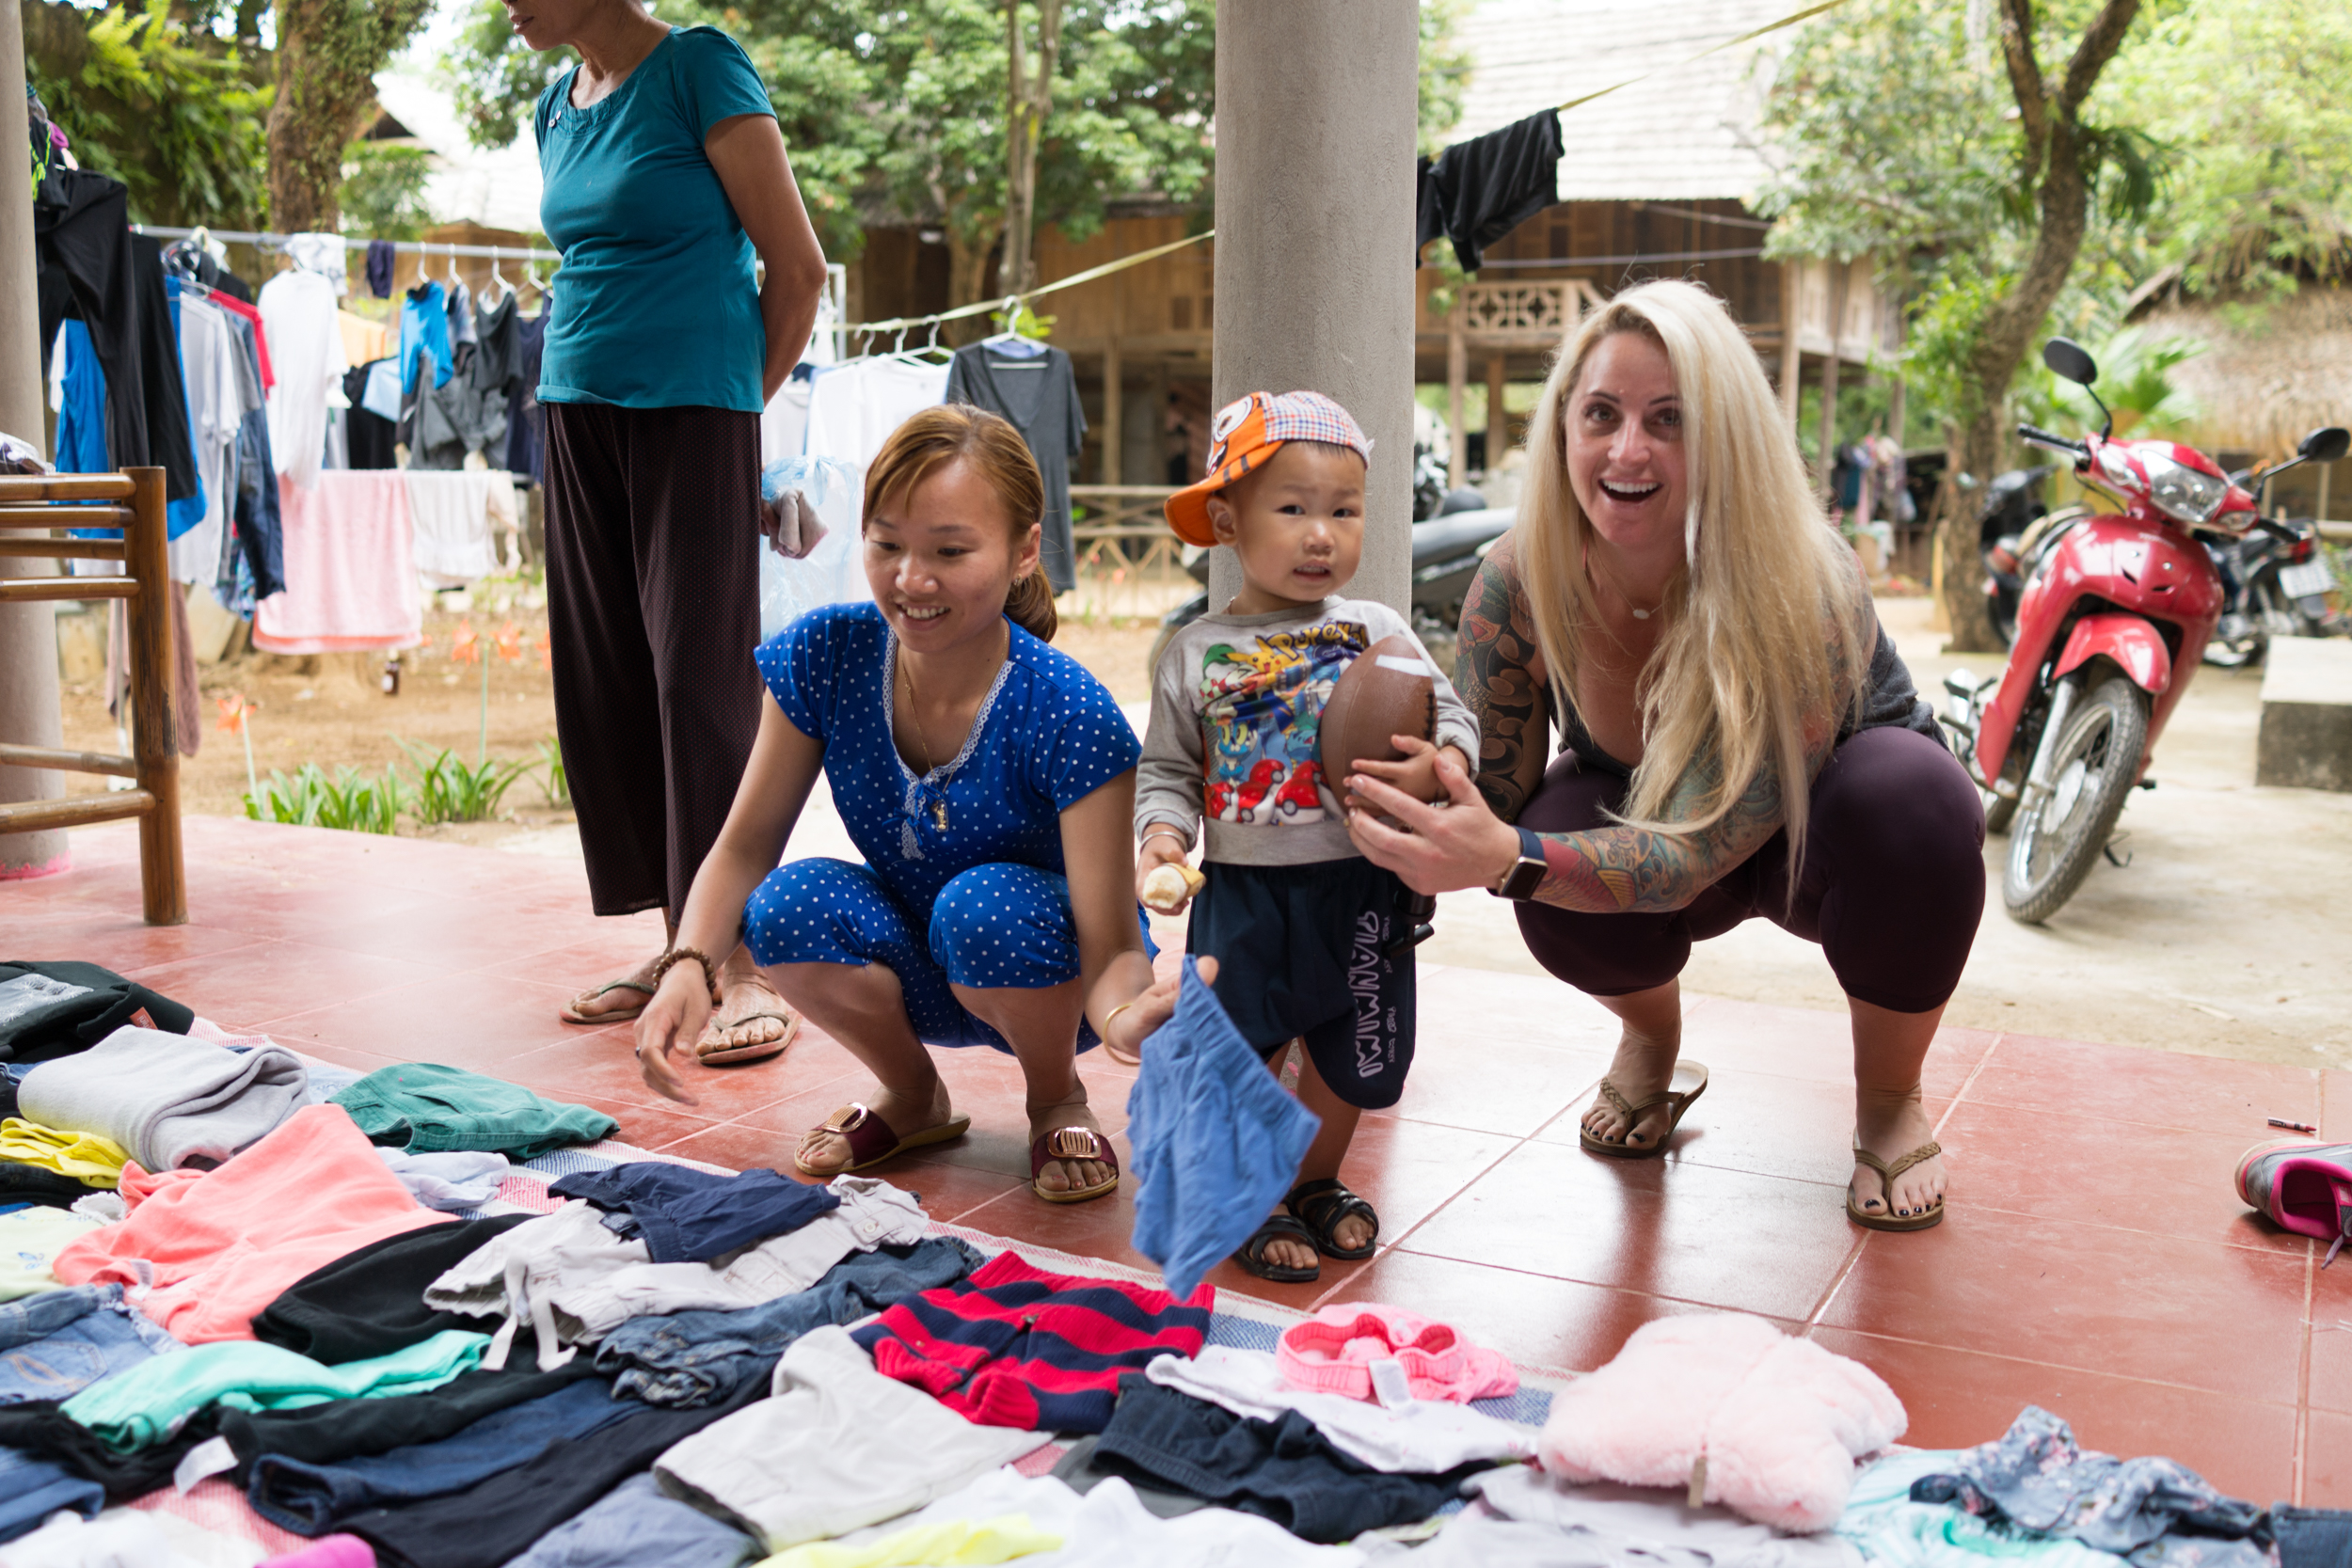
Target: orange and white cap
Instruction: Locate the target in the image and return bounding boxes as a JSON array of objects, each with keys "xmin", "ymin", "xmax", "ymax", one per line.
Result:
[{"xmin": 1163, "ymin": 389, "xmax": 1373, "ymax": 546}]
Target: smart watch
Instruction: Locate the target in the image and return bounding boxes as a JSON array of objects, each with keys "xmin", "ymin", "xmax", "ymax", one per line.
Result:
[{"xmin": 1489, "ymin": 826, "xmax": 1549, "ymax": 901}]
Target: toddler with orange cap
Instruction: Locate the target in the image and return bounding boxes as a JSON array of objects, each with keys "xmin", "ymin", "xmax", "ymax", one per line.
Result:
[{"xmin": 1132, "ymin": 389, "xmax": 1477, "ymax": 1283}]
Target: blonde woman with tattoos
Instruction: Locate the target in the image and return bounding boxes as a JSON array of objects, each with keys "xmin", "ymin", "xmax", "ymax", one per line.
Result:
[{"xmin": 1343, "ymin": 280, "xmax": 1984, "ymax": 1231}]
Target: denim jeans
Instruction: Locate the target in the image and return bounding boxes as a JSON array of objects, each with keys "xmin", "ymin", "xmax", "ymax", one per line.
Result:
[
  {"xmin": 0, "ymin": 1285, "xmax": 180, "ymax": 1404},
  {"xmin": 593, "ymin": 1236, "xmax": 984, "ymax": 1406},
  {"xmin": 503, "ymin": 1472, "xmax": 754, "ymax": 1568},
  {"xmin": 246, "ymin": 1374, "xmax": 642, "ymax": 1536},
  {"xmin": 0, "ymin": 1444, "xmax": 103, "ymax": 1544}
]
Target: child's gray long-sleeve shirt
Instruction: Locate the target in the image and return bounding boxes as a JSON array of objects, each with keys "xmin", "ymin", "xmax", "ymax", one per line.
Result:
[{"xmin": 1135, "ymin": 597, "xmax": 1479, "ymax": 867}]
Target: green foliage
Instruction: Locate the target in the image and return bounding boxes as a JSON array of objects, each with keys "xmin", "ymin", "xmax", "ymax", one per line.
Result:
[
  {"xmin": 2107, "ymin": 0, "xmax": 2352, "ymax": 294},
  {"xmin": 243, "ymin": 764, "xmax": 410, "ymax": 834},
  {"xmin": 2013, "ymin": 326, "xmax": 2204, "ymax": 439},
  {"xmin": 340, "ymin": 143, "xmax": 436, "ymax": 241},
  {"xmin": 26, "ymin": 0, "xmax": 271, "ymax": 229},
  {"xmin": 535, "ymin": 737, "xmax": 570, "ymax": 809},
  {"xmin": 1418, "ymin": 0, "xmax": 1472, "ymax": 156},
  {"xmin": 396, "ymin": 740, "xmax": 536, "ymax": 825}
]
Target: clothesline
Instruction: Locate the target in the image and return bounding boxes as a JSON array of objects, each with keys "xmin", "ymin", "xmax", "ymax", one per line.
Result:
[
  {"xmin": 842, "ymin": 228, "xmax": 1214, "ymax": 339},
  {"xmin": 1552, "ymin": 0, "xmax": 1850, "ymax": 114},
  {"xmin": 130, "ymin": 225, "xmax": 564, "ymax": 264}
]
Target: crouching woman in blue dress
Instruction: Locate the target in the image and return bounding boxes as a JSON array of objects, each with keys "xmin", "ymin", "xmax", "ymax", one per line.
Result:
[{"xmin": 635, "ymin": 404, "xmax": 1178, "ymax": 1203}]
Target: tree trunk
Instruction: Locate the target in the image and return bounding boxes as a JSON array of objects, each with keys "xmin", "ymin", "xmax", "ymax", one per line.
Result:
[
  {"xmin": 1936, "ymin": 404, "xmax": 2006, "ymax": 651},
  {"xmin": 266, "ymin": 0, "xmax": 431, "ymax": 234},
  {"xmin": 946, "ymin": 225, "xmax": 1002, "ymax": 343}
]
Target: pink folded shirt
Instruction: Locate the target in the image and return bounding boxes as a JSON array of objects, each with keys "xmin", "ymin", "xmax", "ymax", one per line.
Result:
[
  {"xmin": 53, "ymin": 1103, "xmax": 448, "ymax": 1343},
  {"xmin": 1277, "ymin": 1303, "xmax": 1518, "ymax": 1404}
]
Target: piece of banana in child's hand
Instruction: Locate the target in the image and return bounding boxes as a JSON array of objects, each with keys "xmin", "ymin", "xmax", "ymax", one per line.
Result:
[{"xmin": 1141, "ymin": 862, "xmax": 1205, "ymax": 913}]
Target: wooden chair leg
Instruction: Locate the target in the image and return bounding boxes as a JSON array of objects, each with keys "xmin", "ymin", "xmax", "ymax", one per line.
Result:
[{"xmin": 123, "ymin": 467, "xmax": 185, "ymax": 926}]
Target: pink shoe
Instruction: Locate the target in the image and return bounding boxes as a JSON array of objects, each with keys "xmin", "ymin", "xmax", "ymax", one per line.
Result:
[
  {"xmin": 2237, "ymin": 1138, "xmax": 2352, "ymax": 1266},
  {"xmin": 1277, "ymin": 1303, "xmax": 1518, "ymax": 1403}
]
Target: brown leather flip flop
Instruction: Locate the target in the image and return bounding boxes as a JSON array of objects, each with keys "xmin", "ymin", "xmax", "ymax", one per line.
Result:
[
  {"xmin": 696, "ymin": 1008, "xmax": 802, "ymax": 1067},
  {"xmin": 559, "ymin": 978, "xmax": 653, "ymax": 1026},
  {"xmin": 793, "ymin": 1101, "xmax": 970, "ymax": 1178},
  {"xmin": 1847, "ymin": 1140, "xmax": 1947, "ymax": 1230},
  {"xmin": 1579, "ymin": 1061, "xmax": 1708, "ymax": 1158},
  {"xmin": 1032, "ymin": 1125, "xmax": 1120, "ymax": 1204}
]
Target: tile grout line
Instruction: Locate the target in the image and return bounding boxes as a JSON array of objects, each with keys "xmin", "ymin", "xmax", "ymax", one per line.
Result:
[
  {"xmin": 2295, "ymin": 1234, "xmax": 2315, "ymax": 1506},
  {"xmin": 1306, "ymin": 1124, "xmax": 1535, "ymax": 1311},
  {"xmin": 1932, "ymin": 1031, "xmax": 2002, "ymax": 1139},
  {"xmin": 1811, "ymin": 1322, "xmax": 2312, "ymax": 1407}
]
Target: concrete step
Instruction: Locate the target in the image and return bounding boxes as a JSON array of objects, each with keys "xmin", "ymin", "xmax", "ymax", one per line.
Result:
[{"xmin": 2256, "ymin": 635, "xmax": 2352, "ymax": 790}]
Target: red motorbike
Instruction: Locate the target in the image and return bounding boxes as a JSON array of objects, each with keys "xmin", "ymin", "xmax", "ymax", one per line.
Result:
[{"xmin": 1941, "ymin": 337, "xmax": 2349, "ymax": 923}]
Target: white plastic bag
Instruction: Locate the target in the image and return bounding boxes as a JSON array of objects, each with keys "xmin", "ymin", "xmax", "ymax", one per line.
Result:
[{"xmin": 758, "ymin": 455, "xmax": 868, "ymax": 641}]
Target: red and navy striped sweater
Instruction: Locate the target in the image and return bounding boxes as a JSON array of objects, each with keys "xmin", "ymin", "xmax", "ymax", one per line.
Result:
[{"xmin": 849, "ymin": 1250, "xmax": 1215, "ymax": 1432}]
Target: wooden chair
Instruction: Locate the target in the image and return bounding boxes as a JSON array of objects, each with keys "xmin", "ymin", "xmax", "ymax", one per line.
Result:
[{"xmin": 0, "ymin": 467, "xmax": 184, "ymax": 925}]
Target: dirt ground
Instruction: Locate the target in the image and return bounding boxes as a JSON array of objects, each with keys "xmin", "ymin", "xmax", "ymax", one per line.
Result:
[{"xmin": 52, "ymin": 587, "xmax": 2352, "ymax": 1069}]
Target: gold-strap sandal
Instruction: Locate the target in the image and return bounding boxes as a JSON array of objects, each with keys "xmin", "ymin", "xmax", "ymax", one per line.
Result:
[
  {"xmin": 1847, "ymin": 1140, "xmax": 1946, "ymax": 1230},
  {"xmin": 1579, "ymin": 1061, "xmax": 1708, "ymax": 1159}
]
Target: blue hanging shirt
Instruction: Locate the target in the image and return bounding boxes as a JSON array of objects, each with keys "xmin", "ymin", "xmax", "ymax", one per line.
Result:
[
  {"xmin": 755, "ymin": 603, "xmax": 1141, "ymax": 921},
  {"xmin": 398, "ymin": 281, "xmax": 453, "ymax": 394},
  {"xmin": 533, "ymin": 26, "xmax": 773, "ymax": 413},
  {"xmin": 162, "ymin": 277, "xmax": 205, "ymax": 542}
]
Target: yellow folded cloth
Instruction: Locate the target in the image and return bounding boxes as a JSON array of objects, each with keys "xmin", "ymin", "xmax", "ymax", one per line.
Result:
[
  {"xmin": 757, "ymin": 1516, "xmax": 1061, "ymax": 1568},
  {"xmin": 0, "ymin": 1117, "xmax": 132, "ymax": 1186}
]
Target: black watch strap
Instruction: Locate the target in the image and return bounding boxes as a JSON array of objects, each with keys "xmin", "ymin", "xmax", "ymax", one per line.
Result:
[{"xmin": 1490, "ymin": 826, "xmax": 1548, "ymax": 901}]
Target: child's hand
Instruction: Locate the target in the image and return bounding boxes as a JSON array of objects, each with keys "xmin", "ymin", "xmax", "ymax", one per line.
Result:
[
  {"xmin": 1350, "ymin": 735, "xmax": 1450, "ymax": 810},
  {"xmin": 1136, "ymin": 831, "xmax": 1200, "ymax": 912}
]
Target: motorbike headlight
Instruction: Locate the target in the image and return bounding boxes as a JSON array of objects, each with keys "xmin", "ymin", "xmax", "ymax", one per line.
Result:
[{"xmin": 2137, "ymin": 448, "xmax": 2229, "ymax": 525}]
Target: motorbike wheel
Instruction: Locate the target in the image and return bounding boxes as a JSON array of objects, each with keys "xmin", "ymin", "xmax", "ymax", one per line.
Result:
[
  {"xmin": 2001, "ymin": 673, "xmax": 2150, "ymax": 925},
  {"xmin": 1982, "ymin": 792, "xmax": 2017, "ymax": 836}
]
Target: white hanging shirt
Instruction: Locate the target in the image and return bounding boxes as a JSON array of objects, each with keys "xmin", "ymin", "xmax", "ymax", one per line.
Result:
[{"xmin": 259, "ymin": 268, "xmax": 348, "ymax": 492}]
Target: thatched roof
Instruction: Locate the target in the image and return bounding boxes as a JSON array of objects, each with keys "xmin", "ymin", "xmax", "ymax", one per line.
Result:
[{"xmin": 2131, "ymin": 286, "xmax": 2352, "ymax": 458}]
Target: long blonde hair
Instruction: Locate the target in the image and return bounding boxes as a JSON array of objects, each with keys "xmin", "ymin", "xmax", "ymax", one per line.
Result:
[{"xmin": 1516, "ymin": 278, "xmax": 1867, "ymax": 858}]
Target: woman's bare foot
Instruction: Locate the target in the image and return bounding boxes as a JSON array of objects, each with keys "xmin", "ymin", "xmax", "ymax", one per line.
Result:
[
  {"xmin": 1027, "ymin": 1093, "xmax": 1115, "ymax": 1196},
  {"xmin": 794, "ymin": 1079, "xmax": 955, "ymax": 1178},
  {"xmin": 698, "ymin": 972, "xmax": 799, "ymax": 1060},
  {"xmin": 1581, "ymin": 1024, "xmax": 1685, "ymax": 1151},
  {"xmin": 562, "ymin": 956, "xmax": 660, "ymax": 1024},
  {"xmin": 1851, "ymin": 1087, "xmax": 1947, "ymax": 1219}
]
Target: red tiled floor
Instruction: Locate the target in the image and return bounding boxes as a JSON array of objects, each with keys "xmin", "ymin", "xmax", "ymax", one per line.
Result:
[
  {"xmin": 1807, "ymin": 1329, "xmax": 2299, "ymax": 1504},
  {"xmin": 3, "ymin": 816, "xmax": 2332, "ymax": 1501}
]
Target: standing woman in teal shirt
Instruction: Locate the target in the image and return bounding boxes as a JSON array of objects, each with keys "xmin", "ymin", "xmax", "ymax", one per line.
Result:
[{"xmin": 513, "ymin": 0, "xmax": 829, "ymax": 1054}]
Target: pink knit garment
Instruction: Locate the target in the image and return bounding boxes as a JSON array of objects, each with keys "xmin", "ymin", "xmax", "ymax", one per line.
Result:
[
  {"xmin": 262, "ymin": 1535, "xmax": 376, "ymax": 1567},
  {"xmin": 1276, "ymin": 1304, "xmax": 1518, "ymax": 1403}
]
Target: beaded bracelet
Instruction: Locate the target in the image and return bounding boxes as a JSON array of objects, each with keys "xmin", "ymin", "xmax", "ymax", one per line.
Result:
[{"xmin": 650, "ymin": 945, "xmax": 723, "ymax": 1006}]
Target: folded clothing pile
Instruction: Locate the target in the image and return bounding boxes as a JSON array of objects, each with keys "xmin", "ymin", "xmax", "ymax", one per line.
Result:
[
  {"xmin": 331, "ymin": 1063, "xmax": 616, "ymax": 1159},
  {"xmin": 18, "ymin": 1025, "xmax": 308, "ymax": 1172},
  {"xmin": 0, "ymin": 960, "xmax": 193, "ymax": 1066},
  {"xmin": 548, "ymin": 1160, "xmax": 840, "ymax": 1264}
]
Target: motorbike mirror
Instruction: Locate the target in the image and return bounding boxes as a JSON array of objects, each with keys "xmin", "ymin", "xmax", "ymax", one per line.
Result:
[
  {"xmin": 2042, "ymin": 338, "xmax": 2098, "ymax": 387},
  {"xmin": 2299, "ymin": 427, "xmax": 2350, "ymax": 464}
]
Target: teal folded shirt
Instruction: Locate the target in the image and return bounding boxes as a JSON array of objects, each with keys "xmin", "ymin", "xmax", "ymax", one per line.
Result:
[
  {"xmin": 534, "ymin": 25, "xmax": 774, "ymax": 412},
  {"xmin": 61, "ymin": 1330, "xmax": 489, "ymax": 1452},
  {"xmin": 329, "ymin": 1063, "xmax": 618, "ymax": 1159}
]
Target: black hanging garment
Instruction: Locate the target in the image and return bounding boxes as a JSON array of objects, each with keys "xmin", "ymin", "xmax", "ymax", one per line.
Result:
[
  {"xmin": 1414, "ymin": 108, "xmax": 1565, "ymax": 272},
  {"xmin": 944, "ymin": 342, "xmax": 1087, "ymax": 593},
  {"xmin": 343, "ymin": 362, "xmax": 399, "ymax": 470},
  {"xmin": 128, "ymin": 235, "xmax": 199, "ymax": 499},
  {"xmin": 34, "ymin": 168, "xmax": 149, "ymax": 475}
]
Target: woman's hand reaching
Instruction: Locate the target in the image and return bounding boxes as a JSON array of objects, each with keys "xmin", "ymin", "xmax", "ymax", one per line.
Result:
[
  {"xmin": 635, "ymin": 965, "xmax": 716, "ymax": 1106},
  {"xmin": 1346, "ymin": 742, "xmax": 1525, "ymax": 895},
  {"xmin": 1101, "ymin": 955, "xmax": 1217, "ymax": 1066}
]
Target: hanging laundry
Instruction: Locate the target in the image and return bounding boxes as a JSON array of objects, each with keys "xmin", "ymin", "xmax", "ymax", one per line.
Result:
[
  {"xmin": 365, "ymin": 240, "xmax": 394, "ymax": 300},
  {"xmin": 406, "ymin": 470, "xmax": 504, "ymax": 584},
  {"xmin": 945, "ymin": 341, "xmax": 1086, "ymax": 592},
  {"xmin": 342, "ymin": 362, "xmax": 397, "ymax": 470},
  {"xmin": 471, "ymin": 289, "xmax": 522, "ymax": 395},
  {"xmin": 803, "ymin": 356, "xmax": 948, "ymax": 469},
  {"xmin": 400, "ymin": 279, "xmax": 454, "ymax": 393},
  {"xmin": 445, "ymin": 276, "xmax": 480, "ymax": 380},
  {"xmin": 505, "ymin": 307, "xmax": 548, "ymax": 483},
  {"xmin": 205, "ymin": 286, "xmax": 276, "ymax": 392},
  {"xmin": 761, "ymin": 361, "xmax": 817, "ymax": 463},
  {"xmin": 282, "ymin": 231, "xmax": 349, "ymax": 293},
  {"xmin": 159, "ymin": 277, "xmax": 209, "ymax": 541},
  {"xmin": 1414, "ymin": 107, "xmax": 1565, "ymax": 272},
  {"xmin": 218, "ymin": 306, "xmax": 287, "ymax": 603},
  {"xmin": 167, "ymin": 288, "xmax": 249, "ymax": 584},
  {"xmin": 260, "ymin": 263, "xmax": 348, "ymax": 492},
  {"xmin": 252, "ymin": 472, "xmax": 422, "ymax": 655},
  {"xmin": 405, "ymin": 347, "xmax": 509, "ymax": 471},
  {"xmin": 338, "ymin": 309, "xmax": 389, "ymax": 368}
]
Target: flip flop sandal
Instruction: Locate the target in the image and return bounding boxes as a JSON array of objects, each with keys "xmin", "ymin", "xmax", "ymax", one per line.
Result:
[
  {"xmin": 792, "ymin": 1101, "xmax": 971, "ymax": 1179},
  {"xmin": 1847, "ymin": 1140, "xmax": 1946, "ymax": 1230},
  {"xmin": 1232, "ymin": 1214, "xmax": 1322, "ymax": 1283},
  {"xmin": 696, "ymin": 1008, "xmax": 802, "ymax": 1067},
  {"xmin": 1579, "ymin": 1061, "xmax": 1708, "ymax": 1158},
  {"xmin": 559, "ymin": 978, "xmax": 653, "ymax": 1026},
  {"xmin": 1287, "ymin": 1177, "xmax": 1379, "ymax": 1261},
  {"xmin": 1032, "ymin": 1126, "xmax": 1120, "ymax": 1204}
]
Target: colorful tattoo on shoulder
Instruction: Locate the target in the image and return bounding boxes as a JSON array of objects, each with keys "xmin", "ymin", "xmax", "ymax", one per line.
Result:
[{"xmin": 1454, "ymin": 546, "xmax": 1548, "ymax": 821}]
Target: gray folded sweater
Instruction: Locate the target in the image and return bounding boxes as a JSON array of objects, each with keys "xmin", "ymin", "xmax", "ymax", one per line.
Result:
[{"xmin": 19, "ymin": 1026, "xmax": 309, "ymax": 1170}]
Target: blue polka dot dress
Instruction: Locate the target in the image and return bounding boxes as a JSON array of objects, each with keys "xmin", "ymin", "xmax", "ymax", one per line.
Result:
[{"xmin": 741, "ymin": 604, "xmax": 1145, "ymax": 1051}]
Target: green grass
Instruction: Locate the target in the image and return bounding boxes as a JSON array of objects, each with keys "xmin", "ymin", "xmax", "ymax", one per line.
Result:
[
  {"xmin": 536, "ymin": 736, "xmax": 570, "ymax": 808},
  {"xmin": 397, "ymin": 739, "xmax": 537, "ymax": 826},
  {"xmin": 243, "ymin": 764, "xmax": 410, "ymax": 834}
]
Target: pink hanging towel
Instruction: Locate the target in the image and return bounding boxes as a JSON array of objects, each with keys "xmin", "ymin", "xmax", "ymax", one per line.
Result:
[{"xmin": 254, "ymin": 470, "xmax": 423, "ymax": 654}]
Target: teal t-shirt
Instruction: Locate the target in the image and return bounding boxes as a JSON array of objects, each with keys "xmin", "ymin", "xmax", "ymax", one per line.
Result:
[{"xmin": 533, "ymin": 26, "xmax": 773, "ymax": 412}]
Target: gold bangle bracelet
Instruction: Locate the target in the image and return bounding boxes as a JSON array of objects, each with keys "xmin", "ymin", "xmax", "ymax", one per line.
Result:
[{"xmin": 1101, "ymin": 1000, "xmax": 1142, "ymax": 1067}]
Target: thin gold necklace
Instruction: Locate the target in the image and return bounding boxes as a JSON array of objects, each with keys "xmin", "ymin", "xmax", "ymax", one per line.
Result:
[{"xmin": 898, "ymin": 650, "xmax": 948, "ymax": 832}]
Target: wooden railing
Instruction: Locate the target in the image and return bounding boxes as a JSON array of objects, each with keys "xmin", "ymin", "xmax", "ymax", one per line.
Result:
[
  {"xmin": 1066, "ymin": 486, "xmax": 1195, "ymax": 620},
  {"xmin": 0, "ymin": 467, "xmax": 184, "ymax": 924}
]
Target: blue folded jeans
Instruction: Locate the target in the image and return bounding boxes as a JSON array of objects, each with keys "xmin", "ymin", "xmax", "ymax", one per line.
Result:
[
  {"xmin": 0, "ymin": 1285, "xmax": 181, "ymax": 1405},
  {"xmin": 0, "ymin": 1444, "xmax": 103, "ymax": 1544},
  {"xmin": 592, "ymin": 1236, "xmax": 984, "ymax": 1406},
  {"xmin": 246, "ymin": 1376, "xmax": 641, "ymax": 1536},
  {"xmin": 503, "ymin": 1472, "xmax": 755, "ymax": 1568}
]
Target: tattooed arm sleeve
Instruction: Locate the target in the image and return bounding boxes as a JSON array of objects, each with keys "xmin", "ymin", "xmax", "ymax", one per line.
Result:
[{"xmin": 1452, "ymin": 534, "xmax": 1550, "ymax": 823}]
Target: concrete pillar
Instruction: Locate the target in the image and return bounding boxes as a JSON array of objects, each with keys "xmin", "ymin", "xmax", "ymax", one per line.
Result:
[
  {"xmin": 1210, "ymin": 0, "xmax": 1418, "ymax": 614},
  {"xmin": 0, "ymin": 0, "xmax": 67, "ymax": 880}
]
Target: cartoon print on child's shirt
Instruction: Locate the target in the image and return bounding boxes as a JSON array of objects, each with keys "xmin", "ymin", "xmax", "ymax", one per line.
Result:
[{"xmin": 1199, "ymin": 622, "xmax": 1369, "ymax": 825}]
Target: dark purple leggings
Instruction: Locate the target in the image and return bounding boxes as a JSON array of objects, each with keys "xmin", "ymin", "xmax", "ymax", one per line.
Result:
[{"xmin": 1515, "ymin": 724, "xmax": 1986, "ymax": 1015}]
